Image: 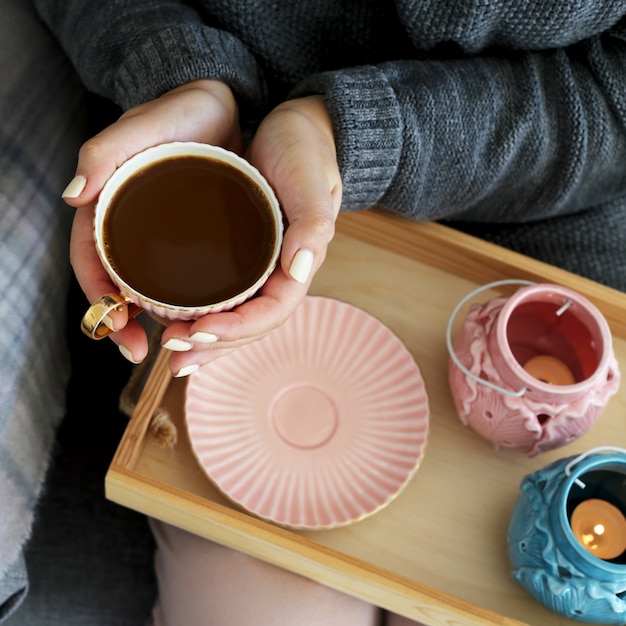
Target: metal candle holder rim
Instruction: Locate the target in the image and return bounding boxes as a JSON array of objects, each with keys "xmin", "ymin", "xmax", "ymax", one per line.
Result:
[
  {"xmin": 446, "ymin": 279, "xmax": 536, "ymax": 398},
  {"xmin": 565, "ymin": 446, "xmax": 626, "ymax": 488},
  {"xmin": 558, "ymin": 446, "xmax": 626, "ymax": 574}
]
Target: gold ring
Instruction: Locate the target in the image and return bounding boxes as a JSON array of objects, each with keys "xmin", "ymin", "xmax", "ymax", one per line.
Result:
[{"xmin": 81, "ymin": 293, "xmax": 142, "ymax": 340}]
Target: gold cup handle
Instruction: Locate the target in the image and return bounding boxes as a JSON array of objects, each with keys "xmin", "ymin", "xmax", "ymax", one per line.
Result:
[{"xmin": 81, "ymin": 293, "xmax": 143, "ymax": 340}]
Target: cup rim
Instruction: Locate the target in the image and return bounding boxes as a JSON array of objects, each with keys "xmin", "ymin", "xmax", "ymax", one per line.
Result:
[{"xmin": 93, "ymin": 142, "xmax": 284, "ymax": 318}]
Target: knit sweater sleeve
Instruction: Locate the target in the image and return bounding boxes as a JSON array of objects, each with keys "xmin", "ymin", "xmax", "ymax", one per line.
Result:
[
  {"xmin": 292, "ymin": 22, "xmax": 626, "ymax": 223},
  {"xmin": 32, "ymin": 0, "xmax": 267, "ymax": 115}
]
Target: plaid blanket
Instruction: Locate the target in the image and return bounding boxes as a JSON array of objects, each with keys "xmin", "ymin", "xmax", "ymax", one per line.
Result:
[{"xmin": 0, "ymin": 0, "xmax": 83, "ymax": 619}]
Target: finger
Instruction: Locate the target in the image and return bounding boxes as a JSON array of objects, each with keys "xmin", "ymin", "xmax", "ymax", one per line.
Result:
[
  {"xmin": 69, "ymin": 206, "xmax": 132, "ymax": 328},
  {"xmin": 162, "ymin": 271, "xmax": 309, "ymax": 375},
  {"xmin": 167, "ymin": 345, "xmax": 241, "ymax": 378},
  {"xmin": 159, "ymin": 268, "xmax": 308, "ymax": 350},
  {"xmin": 61, "ymin": 111, "xmax": 174, "ymax": 208},
  {"xmin": 108, "ymin": 319, "xmax": 151, "ymax": 365},
  {"xmin": 62, "ymin": 81, "xmax": 241, "ymax": 208},
  {"xmin": 248, "ymin": 101, "xmax": 342, "ymax": 289},
  {"xmin": 162, "ymin": 325, "xmax": 266, "ymax": 354},
  {"xmin": 279, "ymin": 187, "xmax": 337, "ymax": 287},
  {"xmin": 266, "ymin": 159, "xmax": 338, "ymax": 292}
]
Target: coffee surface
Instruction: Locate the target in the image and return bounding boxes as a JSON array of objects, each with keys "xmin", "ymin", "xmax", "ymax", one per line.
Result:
[{"xmin": 103, "ymin": 156, "xmax": 277, "ymax": 307}]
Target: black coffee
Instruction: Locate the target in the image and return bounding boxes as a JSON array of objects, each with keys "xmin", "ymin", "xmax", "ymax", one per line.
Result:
[{"xmin": 103, "ymin": 156, "xmax": 277, "ymax": 307}]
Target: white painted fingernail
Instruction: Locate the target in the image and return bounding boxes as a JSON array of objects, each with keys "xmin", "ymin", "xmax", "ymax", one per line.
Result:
[
  {"xmin": 103, "ymin": 315, "xmax": 115, "ymax": 331},
  {"xmin": 162, "ymin": 338, "xmax": 193, "ymax": 352},
  {"xmin": 119, "ymin": 344, "xmax": 141, "ymax": 364},
  {"xmin": 190, "ymin": 332, "xmax": 219, "ymax": 344},
  {"xmin": 175, "ymin": 364, "xmax": 199, "ymax": 378},
  {"xmin": 62, "ymin": 175, "xmax": 87, "ymax": 198},
  {"xmin": 288, "ymin": 248, "xmax": 314, "ymax": 283}
]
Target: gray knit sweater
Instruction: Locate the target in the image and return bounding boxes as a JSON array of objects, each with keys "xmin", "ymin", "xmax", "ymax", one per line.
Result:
[
  {"xmin": 0, "ymin": 1, "xmax": 623, "ymax": 621},
  {"xmin": 34, "ymin": 0, "xmax": 626, "ymax": 225}
]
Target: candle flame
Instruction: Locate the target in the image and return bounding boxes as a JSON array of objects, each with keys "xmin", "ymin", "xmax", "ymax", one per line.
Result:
[
  {"xmin": 582, "ymin": 524, "xmax": 607, "ymax": 550},
  {"xmin": 571, "ymin": 500, "xmax": 626, "ymax": 560}
]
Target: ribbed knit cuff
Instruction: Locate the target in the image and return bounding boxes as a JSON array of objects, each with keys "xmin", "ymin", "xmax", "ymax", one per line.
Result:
[
  {"xmin": 113, "ymin": 24, "xmax": 266, "ymax": 114},
  {"xmin": 291, "ymin": 66, "xmax": 403, "ymax": 211}
]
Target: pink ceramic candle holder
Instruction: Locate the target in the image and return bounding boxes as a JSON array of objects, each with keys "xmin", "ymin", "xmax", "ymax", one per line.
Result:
[{"xmin": 447, "ymin": 280, "xmax": 620, "ymax": 456}]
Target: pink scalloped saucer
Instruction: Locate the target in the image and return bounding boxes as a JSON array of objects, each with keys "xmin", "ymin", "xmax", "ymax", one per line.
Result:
[{"xmin": 185, "ymin": 296, "xmax": 430, "ymax": 529}]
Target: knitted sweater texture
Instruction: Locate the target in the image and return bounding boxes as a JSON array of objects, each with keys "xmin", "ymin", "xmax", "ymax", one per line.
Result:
[
  {"xmin": 5, "ymin": 2, "xmax": 626, "ymax": 621},
  {"xmin": 35, "ymin": 0, "xmax": 626, "ymax": 223}
]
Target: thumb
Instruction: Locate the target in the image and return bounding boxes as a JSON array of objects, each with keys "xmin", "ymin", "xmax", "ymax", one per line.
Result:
[
  {"xmin": 61, "ymin": 111, "xmax": 160, "ymax": 207},
  {"xmin": 276, "ymin": 169, "xmax": 342, "ymax": 286},
  {"xmin": 247, "ymin": 96, "xmax": 342, "ymax": 286},
  {"xmin": 61, "ymin": 80, "xmax": 242, "ymax": 207}
]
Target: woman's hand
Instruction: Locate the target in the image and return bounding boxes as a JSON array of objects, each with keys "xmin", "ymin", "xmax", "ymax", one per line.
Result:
[
  {"xmin": 64, "ymin": 86, "xmax": 341, "ymax": 377},
  {"xmin": 62, "ymin": 79, "xmax": 242, "ymax": 364},
  {"xmin": 160, "ymin": 95, "xmax": 342, "ymax": 377}
]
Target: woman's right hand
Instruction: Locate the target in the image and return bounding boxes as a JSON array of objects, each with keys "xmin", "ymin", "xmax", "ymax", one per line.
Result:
[{"xmin": 61, "ymin": 79, "xmax": 242, "ymax": 364}]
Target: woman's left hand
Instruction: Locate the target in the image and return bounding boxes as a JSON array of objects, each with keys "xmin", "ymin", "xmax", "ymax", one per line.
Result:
[{"xmin": 162, "ymin": 95, "xmax": 342, "ymax": 377}]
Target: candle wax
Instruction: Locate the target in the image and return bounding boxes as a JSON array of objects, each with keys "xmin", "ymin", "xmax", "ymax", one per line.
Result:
[
  {"xmin": 523, "ymin": 355, "xmax": 576, "ymax": 386},
  {"xmin": 570, "ymin": 499, "xmax": 626, "ymax": 560}
]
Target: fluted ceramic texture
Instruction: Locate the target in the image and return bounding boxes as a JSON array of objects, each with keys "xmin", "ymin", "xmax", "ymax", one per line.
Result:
[
  {"xmin": 185, "ymin": 296, "xmax": 430, "ymax": 529},
  {"xmin": 449, "ymin": 295, "xmax": 620, "ymax": 456}
]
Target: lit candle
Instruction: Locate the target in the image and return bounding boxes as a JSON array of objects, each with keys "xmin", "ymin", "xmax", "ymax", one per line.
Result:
[
  {"xmin": 570, "ymin": 499, "xmax": 626, "ymax": 560},
  {"xmin": 523, "ymin": 355, "xmax": 576, "ymax": 386}
]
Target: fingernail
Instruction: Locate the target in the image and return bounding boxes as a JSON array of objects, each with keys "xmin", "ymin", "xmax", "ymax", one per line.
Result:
[
  {"xmin": 288, "ymin": 248, "xmax": 314, "ymax": 283},
  {"xmin": 103, "ymin": 315, "xmax": 115, "ymax": 331},
  {"xmin": 190, "ymin": 332, "xmax": 219, "ymax": 344},
  {"xmin": 162, "ymin": 338, "xmax": 193, "ymax": 352},
  {"xmin": 119, "ymin": 344, "xmax": 141, "ymax": 364},
  {"xmin": 62, "ymin": 175, "xmax": 87, "ymax": 198},
  {"xmin": 175, "ymin": 364, "xmax": 200, "ymax": 378}
]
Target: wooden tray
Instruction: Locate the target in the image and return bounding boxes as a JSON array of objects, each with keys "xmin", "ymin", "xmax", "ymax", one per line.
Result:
[{"xmin": 106, "ymin": 210, "xmax": 626, "ymax": 626}]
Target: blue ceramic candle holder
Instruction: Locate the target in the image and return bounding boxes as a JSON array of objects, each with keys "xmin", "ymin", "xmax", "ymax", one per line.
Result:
[{"xmin": 508, "ymin": 448, "xmax": 626, "ymax": 623}]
